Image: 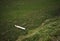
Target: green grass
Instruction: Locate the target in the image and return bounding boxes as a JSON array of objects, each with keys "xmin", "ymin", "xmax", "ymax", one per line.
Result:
[{"xmin": 0, "ymin": 0, "xmax": 60, "ymax": 41}]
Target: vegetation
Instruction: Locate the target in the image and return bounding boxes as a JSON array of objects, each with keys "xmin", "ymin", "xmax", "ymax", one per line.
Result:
[{"xmin": 0, "ymin": 0, "xmax": 60, "ymax": 41}]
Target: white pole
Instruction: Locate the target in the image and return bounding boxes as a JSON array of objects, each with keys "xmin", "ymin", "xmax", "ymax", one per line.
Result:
[{"xmin": 15, "ymin": 25, "xmax": 25, "ymax": 30}]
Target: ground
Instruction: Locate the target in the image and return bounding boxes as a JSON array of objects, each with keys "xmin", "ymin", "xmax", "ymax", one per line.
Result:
[{"xmin": 0, "ymin": 0, "xmax": 60, "ymax": 41}]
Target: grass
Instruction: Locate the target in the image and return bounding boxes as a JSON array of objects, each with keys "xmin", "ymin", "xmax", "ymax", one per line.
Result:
[{"xmin": 0, "ymin": 0, "xmax": 60, "ymax": 41}]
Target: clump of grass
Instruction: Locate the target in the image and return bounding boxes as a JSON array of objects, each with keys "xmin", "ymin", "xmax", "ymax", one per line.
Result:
[{"xmin": 22, "ymin": 34, "xmax": 40, "ymax": 41}]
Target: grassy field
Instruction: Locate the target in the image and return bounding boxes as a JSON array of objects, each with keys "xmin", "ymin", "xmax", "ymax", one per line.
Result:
[{"xmin": 0, "ymin": 0, "xmax": 60, "ymax": 41}]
